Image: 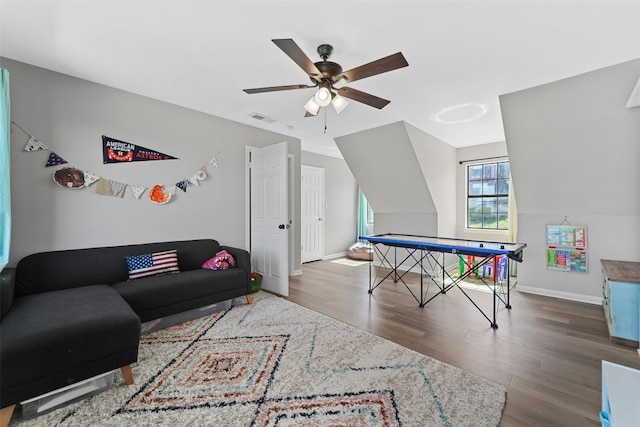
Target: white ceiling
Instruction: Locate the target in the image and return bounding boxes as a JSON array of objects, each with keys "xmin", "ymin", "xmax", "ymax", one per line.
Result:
[{"xmin": 1, "ymin": 1, "xmax": 639, "ymax": 158}]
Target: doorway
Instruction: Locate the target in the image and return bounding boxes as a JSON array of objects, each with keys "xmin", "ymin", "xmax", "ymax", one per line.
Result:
[{"xmin": 301, "ymin": 165, "xmax": 325, "ymax": 263}]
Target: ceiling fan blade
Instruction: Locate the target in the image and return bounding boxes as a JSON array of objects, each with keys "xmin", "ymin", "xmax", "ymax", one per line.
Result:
[
  {"xmin": 243, "ymin": 84, "xmax": 316, "ymax": 94},
  {"xmin": 338, "ymin": 52, "xmax": 408, "ymax": 84},
  {"xmin": 304, "ymin": 111, "xmax": 316, "ymax": 118},
  {"xmin": 272, "ymin": 39, "xmax": 322, "ymax": 81},
  {"xmin": 337, "ymin": 87, "xmax": 391, "ymax": 109}
]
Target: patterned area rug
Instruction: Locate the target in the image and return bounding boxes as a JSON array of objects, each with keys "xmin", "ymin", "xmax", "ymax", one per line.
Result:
[{"xmin": 11, "ymin": 292, "xmax": 505, "ymax": 426}]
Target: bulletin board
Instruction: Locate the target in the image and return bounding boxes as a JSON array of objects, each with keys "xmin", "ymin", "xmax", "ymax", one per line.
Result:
[{"xmin": 546, "ymin": 225, "xmax": 588, "ymax": 273}]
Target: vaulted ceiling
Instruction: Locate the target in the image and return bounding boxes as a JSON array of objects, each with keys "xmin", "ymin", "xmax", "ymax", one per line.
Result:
[{"xmin": 1, "ymin": 0, "xmax": 639, "ymax": 157}]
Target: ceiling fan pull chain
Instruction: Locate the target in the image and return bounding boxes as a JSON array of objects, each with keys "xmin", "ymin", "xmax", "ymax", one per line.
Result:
[{"xmin": 323, "ymin": 107, "xmax": 328, "ymax": 134}]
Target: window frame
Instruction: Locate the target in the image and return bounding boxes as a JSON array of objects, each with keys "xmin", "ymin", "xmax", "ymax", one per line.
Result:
[{"xmin": 466, "ymin": 160, "xmax": 510, "ymax": 231}]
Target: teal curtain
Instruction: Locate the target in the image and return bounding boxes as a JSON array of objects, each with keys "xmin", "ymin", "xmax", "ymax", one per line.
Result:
[
  {"xmin": 0, "ymin": 69, "xmax": 10, "ymax": 271},
  {"xmin": 357, "ymin": 189, "xmax": 368, "ymax": 240}
]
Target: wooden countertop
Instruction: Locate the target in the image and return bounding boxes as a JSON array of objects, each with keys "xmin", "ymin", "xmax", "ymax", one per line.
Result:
[{"xmin": 601, "ymin": 260, "xmax": 640, "ymax": 284}]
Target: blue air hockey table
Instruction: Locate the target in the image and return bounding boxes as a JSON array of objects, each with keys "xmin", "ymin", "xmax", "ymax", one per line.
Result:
[{"xmin": 360, "ymin": 233, "xmax": 527, "ymax": 329}]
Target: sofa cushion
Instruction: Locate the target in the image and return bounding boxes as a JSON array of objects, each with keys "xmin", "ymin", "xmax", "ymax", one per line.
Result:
[
  {"xmin": 126, "ymin": 249, "xmax": 179, "ymax": 280},
  {"xmin": 0, "ymin": 285, "xmax": 140, "ymax": 406},
  {"xmin": 15, "ymin": 239, "xmax": 221, "ymax": 297},
  {"xmin": 111, "ymin": 268, "xmax": 246, "ymax": 319}
]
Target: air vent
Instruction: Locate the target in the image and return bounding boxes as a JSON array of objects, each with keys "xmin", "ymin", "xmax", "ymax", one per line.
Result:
[{"xmin": 249, "ymin": 112, "xmax": 276, "ymax": 123}]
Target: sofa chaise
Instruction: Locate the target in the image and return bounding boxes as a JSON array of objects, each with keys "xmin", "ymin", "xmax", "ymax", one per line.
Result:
[{"xmin": 0, "ymin": 238, "xmax": 252, "ymax": 425}]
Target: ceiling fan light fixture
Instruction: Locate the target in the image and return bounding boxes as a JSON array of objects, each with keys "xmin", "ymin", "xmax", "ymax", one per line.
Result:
[
  {"xmin": 331, "ymin": 94, "xmax": 349, "ymax": 114},
  {"xmin": 304, "ymin": 97, "xmax": 320, "ymax": 115},
  {"xmin": 314, "ymin": 87, "xmax": 332, "ymax": 107}
]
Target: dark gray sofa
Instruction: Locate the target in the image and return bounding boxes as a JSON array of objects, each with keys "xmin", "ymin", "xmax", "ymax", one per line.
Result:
[{"xmin": 0, "ymin": 239, "xmax": 252, "ymax": 425}]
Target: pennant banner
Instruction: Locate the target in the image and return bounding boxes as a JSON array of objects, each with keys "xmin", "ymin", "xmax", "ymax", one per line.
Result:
[
  {"xmin": 15, "ymin": 123, "xmax": 222, "ymax": 205},
  {"xmin": 102, "ymin": 135, "xmax": 178, "ymax": 164}
]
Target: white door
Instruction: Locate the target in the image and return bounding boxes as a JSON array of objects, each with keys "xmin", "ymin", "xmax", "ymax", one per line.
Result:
[
  {"xmin": 250, "ymin": 142, "xmax": 289, "ymax": 296},
  {"xmin": 301, "ymin": 165, "xmax": 324, "ymax": 263}
]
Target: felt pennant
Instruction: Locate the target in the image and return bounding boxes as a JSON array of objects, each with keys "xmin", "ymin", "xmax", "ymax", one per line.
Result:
[
  {"xmin": 24, "ymin": 136, "xmax": 48, "ymax": 152},
  {"xmin": 45, "ymin": 152, "xmax": 68, "ymax": 167},
  {"xmin": 102, "ymin": 135, "xmax": 178, "ymax": 164},
  {"xmin": 208, "ymin": 156, "xmax": 219, "ymax": 168}
]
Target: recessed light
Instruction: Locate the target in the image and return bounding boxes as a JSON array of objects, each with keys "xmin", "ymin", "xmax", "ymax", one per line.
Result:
[{"xmin": 431, "ymin": 103, "xmax": 487, "ymax": 124}]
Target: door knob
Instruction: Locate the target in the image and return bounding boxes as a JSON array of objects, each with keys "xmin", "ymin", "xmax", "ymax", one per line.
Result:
[{"xmin": 278, "ymin": 224, "xmax": 285, "ymax": 229}]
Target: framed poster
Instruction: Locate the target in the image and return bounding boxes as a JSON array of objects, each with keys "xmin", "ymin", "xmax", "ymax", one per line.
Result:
[{"xmin": 546, "ymin": 225, "xmax": 588, "ymax": 273}]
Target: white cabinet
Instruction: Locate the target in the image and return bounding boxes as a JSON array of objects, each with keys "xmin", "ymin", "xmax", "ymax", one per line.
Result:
[{"xmin": 601, "ymin": 260, "xmax": 640, "ymax": 347}]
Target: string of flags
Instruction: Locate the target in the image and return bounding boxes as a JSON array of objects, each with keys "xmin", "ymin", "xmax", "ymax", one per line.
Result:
[{"xmin": 12, "ymin": 122, "xmax": 220, "ymax": 205}]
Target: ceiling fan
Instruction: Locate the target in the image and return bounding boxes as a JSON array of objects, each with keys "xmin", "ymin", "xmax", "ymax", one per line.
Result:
[{"xmin": 243, "ymin": 39, "xmax": 409, "ymax": 116}]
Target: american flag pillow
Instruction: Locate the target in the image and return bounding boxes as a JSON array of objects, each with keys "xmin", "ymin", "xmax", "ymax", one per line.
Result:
[{"xmin": 125, "ymin": 250, "xmax": 179, "ymax": 280}]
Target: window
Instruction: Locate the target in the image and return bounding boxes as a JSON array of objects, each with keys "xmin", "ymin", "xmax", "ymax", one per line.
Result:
[
  {"xmin": 467, "ymin": 161, "xmax": 510, "ymax": 230},
  {"xmin": 358, "ymin": 189, "xmax": 375, "ymax": 238}
]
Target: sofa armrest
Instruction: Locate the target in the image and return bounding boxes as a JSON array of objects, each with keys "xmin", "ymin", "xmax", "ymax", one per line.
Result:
[
  {"xmin": 0, "ymin": 267, "xmax": 16, "ymax": 321},
  {"xmin": 220, "ymin": 246, "xmax": 251, "ymax": 281}
]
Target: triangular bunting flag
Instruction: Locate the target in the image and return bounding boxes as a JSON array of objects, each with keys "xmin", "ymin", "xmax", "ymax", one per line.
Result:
[
  {"xmin": 176, "ymin": 180, "xmax": 189, "ymax": 192},
  {"xmin": 110, "ymin": 180, "xmax": 126, "ymax": 198},
  {"xmin": 82, "ymin": 171, "xmax": 100, "ymax": 186},
  {"xmin": 24, "ymin": 136, "xmax": 48, "ymax": 152},
  {"xmin": 130, "ymin": 185, "xmax": 147, "ymax": 199},
  {"xmin": 46, "ymin": 152, "xmax": 68, "ymax": 167},
  {"xmin": 95, "ymin": 178, "xmax": 114, "ymax": 196},
  {"xmin": 208, "ymin": 156, "xmax": 219, "ymax": 168}
]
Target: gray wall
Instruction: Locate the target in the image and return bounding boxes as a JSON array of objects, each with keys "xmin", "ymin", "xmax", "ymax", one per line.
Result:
[
  {"xmin": 335, "ymin": 121, "xmax": 437, "ymax": 216},
  {"xmin": 405, "ymin": 122, "xmax": 457, "ymax": 238},
  {"xmin": 301, "ymin": 151, "xmax": 358, "ymax": 258},
  {"xmin": 2, "ymin": 57, "xmax": 303, "ymax": 270},
  {"xmin": 335, "ymin": 121, "xmax": 439, "ymax": 243},
  {"xmin": 500, "ymin": 58, "xmax": 640, "ymax": 302}
]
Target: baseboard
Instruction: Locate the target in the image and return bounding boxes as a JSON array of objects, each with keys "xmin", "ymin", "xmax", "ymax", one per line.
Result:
[
  {"xmin": 324, "ymin": 251, "xmax": 348, "ymax": 260},
  {"xmin": 290, "ymin": 269, "xmax": 303, "ymax": 276},
  {"xmin": 516, "ymin": 285, "xmax": 602, "ymax": 305}
]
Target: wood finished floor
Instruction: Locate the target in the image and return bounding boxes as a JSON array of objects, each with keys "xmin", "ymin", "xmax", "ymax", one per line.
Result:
[{"xmin": 286, "ymin": 259, "xmax": 640, "ymax": 427}]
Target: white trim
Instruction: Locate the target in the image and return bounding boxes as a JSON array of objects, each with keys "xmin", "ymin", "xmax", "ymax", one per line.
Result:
[
  {"xmin": 290, "ymin": 269, "xmax": 303, "ymax": 276},
  {"xmin": 288, "ymin": 154, "xmax": 295, "ymax": 276},
  {"xmin": 244, "ymin": 146, "xmax": 254, "ymax": 255},
  {"xmin": 324, "ymin": 251, "xmax": 347, "ymax": 260},
  {"xmin": 516, "ymin": 285, "xmax": 602, "ymax": 305}
]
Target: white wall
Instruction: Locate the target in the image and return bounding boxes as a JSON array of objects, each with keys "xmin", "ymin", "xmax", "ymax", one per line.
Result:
[
  {"xmin": 500, "ymin": 58, "xmax": 640, "ymax": 302},
  {"xmin": 2, "ymin": 57, "xmax": 303, "ymax": 270},
  {"xmin": 301, "ymin": 151, "xmax": 358, "ymax": 258}
]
